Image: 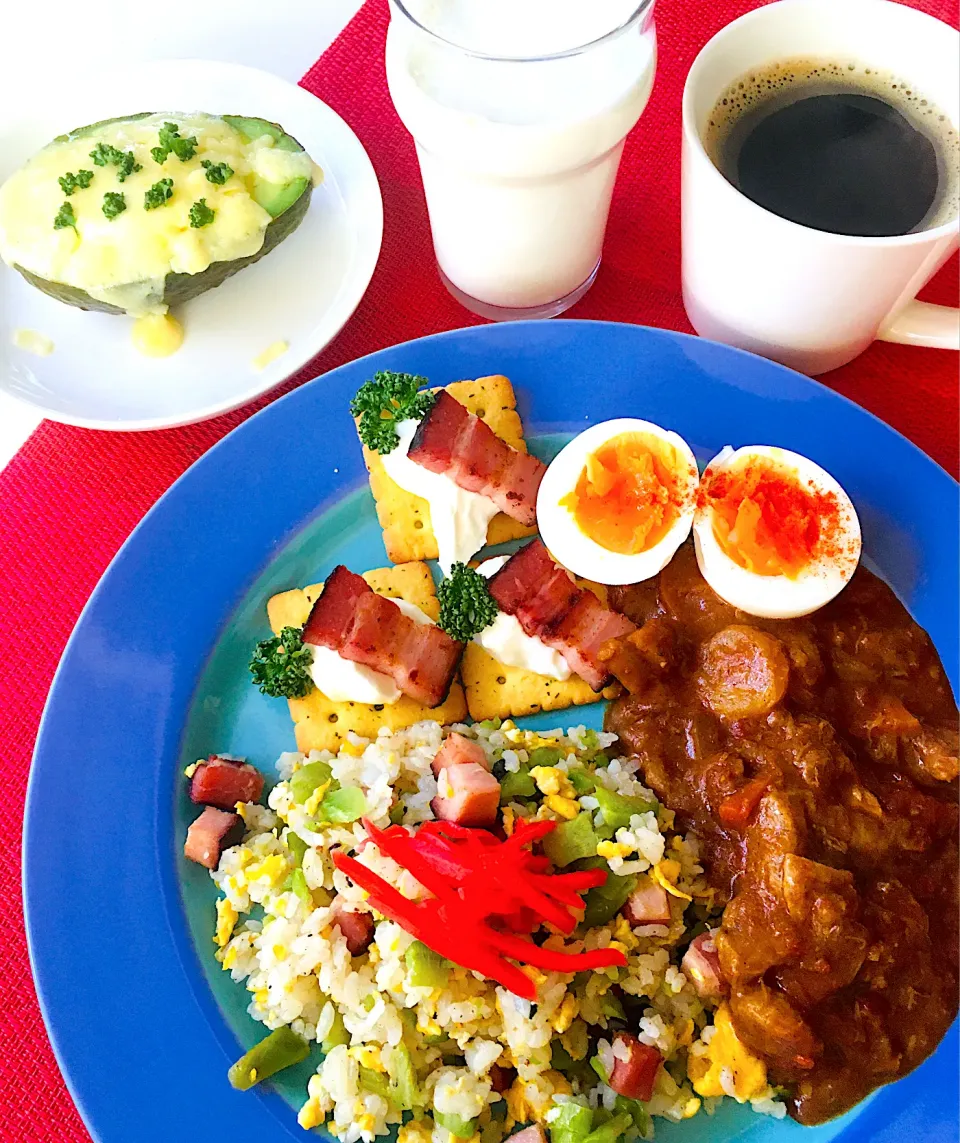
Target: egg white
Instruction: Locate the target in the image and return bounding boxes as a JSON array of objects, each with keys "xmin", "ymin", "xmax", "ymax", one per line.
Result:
[
  {"xmin": 536, "ymin": 418, "xmax": 700, "ymax": 585},
  {"xmin": 693, "ymin": 445, "xmax": 861, "ymax": 619}
]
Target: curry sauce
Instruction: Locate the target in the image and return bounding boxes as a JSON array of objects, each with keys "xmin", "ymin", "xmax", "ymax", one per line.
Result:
[{"xmin": 604, "ymin": 544, "xmax": 958, "ymax": 1124}]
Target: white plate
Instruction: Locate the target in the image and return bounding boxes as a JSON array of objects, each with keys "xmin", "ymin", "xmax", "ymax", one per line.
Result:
[{"xmin": 0, "ymin": 59, "xmax": 383, "ymax": 430}]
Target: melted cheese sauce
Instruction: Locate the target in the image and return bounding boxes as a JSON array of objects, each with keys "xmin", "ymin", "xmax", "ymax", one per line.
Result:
[
  {"xmin": 0, "ymin": 114, "xmax": 311, "ymax": 316},
  {"xmin": 132, "ymin": 313, "xmax": 184, "ymax": 357},
  {"xmin": 251, "ymin": 340, "xmax": 289, "ymax": 371},
  {"xmin": 308, "ymin": 599, "xmax": 434, "ymax": 704},
  {"xmin": 11, "ymin": 328, "xmax": 54, "ymax": 356}
]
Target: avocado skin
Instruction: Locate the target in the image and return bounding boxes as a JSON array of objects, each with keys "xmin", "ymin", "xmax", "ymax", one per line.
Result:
[{"xmin": 15, "ymin": 114, "xmax": 314, "ymax": 315}]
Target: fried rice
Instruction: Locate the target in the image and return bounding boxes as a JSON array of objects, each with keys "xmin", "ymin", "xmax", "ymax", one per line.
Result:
[{"xmin": 210, "ymin": 720, "xmax": 785, "ymax": 1139}]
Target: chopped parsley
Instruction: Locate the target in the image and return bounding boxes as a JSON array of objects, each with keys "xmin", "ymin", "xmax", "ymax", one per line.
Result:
[
  {"xmin": 349, "ymin": 371, "xmax": 434, "ymax": 454},
  {"xmin": 53, "ymin": 201, "xmax": 77, "ymax": 231},
  {"xmin": 437, "ymin": 562, "xmax": 499, "ymax": 642},
  {"xmin": 201, "ymin": 159, "xmax": 233, "ymax": 185},
  {"xmin": 249, "ymin": 626, "xmax": 314, "ymax": 698},
  {"xmin": 58, "ymin": 169, "xmax": 94, "ymax": 196},
  {"xmin": 89, "ymin": 142, "xmax": 142, "ymax": 182},
  {"xmin": 143, "ymin": 178, "xmax": 174, "ymax": 210},
  {"xmin": 102, "ymin": 191, "xmax": 126, "ymax": 220},
  {"xmin": 151, "ymin": 121, "xmax": 198, "ymax": 164},
  {"xmin": 188, "ymin": 198, "xmax": 215, "ymax": 228}
]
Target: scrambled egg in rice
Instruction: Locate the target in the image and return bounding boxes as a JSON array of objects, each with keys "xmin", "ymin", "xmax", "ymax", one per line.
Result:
[{"xmin": 211, "ymin": 721, "xmax": 784, "ymax": 1140}]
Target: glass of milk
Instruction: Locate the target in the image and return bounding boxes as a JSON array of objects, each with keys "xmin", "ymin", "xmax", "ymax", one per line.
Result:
[{"xmin": 386, "ymin": 0, "xmax": 657, "ymax": 320}]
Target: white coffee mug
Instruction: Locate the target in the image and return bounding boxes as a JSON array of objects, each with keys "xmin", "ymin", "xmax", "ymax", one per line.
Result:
[{"xmin": 681, "ymin": 0, "xmax": 959, "ymax": 375}]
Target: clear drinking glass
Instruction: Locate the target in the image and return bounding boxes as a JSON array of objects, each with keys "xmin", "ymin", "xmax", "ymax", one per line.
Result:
[{"xmin": 385, "ymin": 0, "xmax": 657, "ymax": 320}]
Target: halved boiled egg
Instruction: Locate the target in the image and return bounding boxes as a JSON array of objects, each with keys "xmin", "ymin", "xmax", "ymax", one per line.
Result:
[
  {"xmin": 536, "ymin": 418, "xmax": 699, "ymax": 585},
  {"xmin": 693, "ymin": 444, "xmax": 861, "ymax": 619}
]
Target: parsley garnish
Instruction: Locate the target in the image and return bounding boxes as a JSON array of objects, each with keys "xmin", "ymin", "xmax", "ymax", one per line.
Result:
[
  {"xmin": 58, "ymin": 169, "xmax": 94, "ymax": 196},
  {"xmin": 144, "ymin": 178, "xmax": 174, "ymax": 210},
  {"xmin": 437, "ymin": 563, "xmax": 499, "ymax": 642},
  {"xmin": 53, "ymin": 202, "xmax": 77, "ymax": 231},
  {"xmin": 349, "ymin": 371, "xmax": 435, "ymax": 454},
  {"xmin": 201, "ymin": 159, "xmax": 233, "ymax": 185},
  {"xmin": 249, "ymin": 626, "xmax": 314, "ymax": 698},
  {"xmin": 89, "ymin": 143, "xmax": 141, "ymax": 182},
  {"xmin": 188, "ymin": 198, "xmax": 216, "ymax": 228},
  {"xmin": 151, "ymin": 121, "xmax": 198, "ymax": 164},
  {"xmin": 102, "ymin": 191, "xmax": 126, "ymax": 220}
]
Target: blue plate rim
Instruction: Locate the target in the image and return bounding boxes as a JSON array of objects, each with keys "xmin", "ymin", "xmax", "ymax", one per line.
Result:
[{"xmin": 22, "ymin": 319, "xmax": 959, "ymax": 1143}]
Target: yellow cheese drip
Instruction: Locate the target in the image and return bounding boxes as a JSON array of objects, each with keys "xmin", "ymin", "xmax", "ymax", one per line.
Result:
[
  {"xmin": 251, "ymin": 340, "xmax": 289, "ymax": 371},
  {"xmin": 131, "ymin": 313, "xmax": 184, "ymax": 357}
]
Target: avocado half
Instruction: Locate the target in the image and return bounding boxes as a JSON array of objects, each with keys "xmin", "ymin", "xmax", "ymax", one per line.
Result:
[{"xmin": 13, "ymin": 114, "xmax": 314, "ymax": 315}]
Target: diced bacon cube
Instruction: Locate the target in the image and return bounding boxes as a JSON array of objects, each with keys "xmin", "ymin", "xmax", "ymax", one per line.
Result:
[
  {"xmin": 331, "ymin": 897, "xmax": 375, "ymax": 955},
  {"xmin": 609, "ymin": 1033, "xmax": 663, "ymax": 1102},
  {"xmin": 190, "ymin": 756, "xmax": 264, "ymax": 810},
  {"xmin": 432, "ymin": 761, "xmax": 500, "ymax": 828},
  {"xmin": 489, "ymin": 1063, "xmax": 516, "ymax": 1093},
  {"xmin": 431, "ymin": 733, "xmax": 491, "ymax": 777},
  {"xmin": 508, "ymin": 1127, "xmax": 546, "ymax": 1143},
  {"xmin": 622, "ymin": 882, "xmax": 672, "ymax": 926},
  {"xmin": 681, "ymin": 930, "xmax": 726, "ymax": 998},
  {"xmin": 184, "ymin": 807, "xmax": 243, "ymax": 870}
]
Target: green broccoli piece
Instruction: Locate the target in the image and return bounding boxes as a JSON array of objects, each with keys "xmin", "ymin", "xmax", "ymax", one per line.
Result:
[
  {"xmin": 349, "ymin": 371, "xmax": 434, "ymax": 455},
  {"xmin": 102, "ymin": 191, "xmax": 126, "ymax": 220},
  {"xmin": 144, "ymin": 178, "xmax": 174, "ymax": 210},
  {"xmin": 188, "ymin": 198, "xmax": 216, "ymax": 228},
  {"xmin": 58, "ymin": 169, "xmax": 94, "ymax": 195},
  {"xmin": 249, "ymin": 626, "xmax": 314, "ymax": 698},
  {"xmin": 201, "ymin": 159, "xmax": 233, "ymax": 185},
  {"xmin": 53, "ymin": 202, "xmax": 77, "ymax": 231},
  {"xmin": 437, "ymin": 563, "xmax": 499, "ymax": 642}
]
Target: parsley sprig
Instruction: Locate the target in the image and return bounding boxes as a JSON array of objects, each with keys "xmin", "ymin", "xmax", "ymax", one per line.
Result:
[
  {"xmin": 144, "ymin": 178, "xmax": 174, "ymax": 210},
  {"xmin": 102, "ymin": 191, "xmax": 126, "ymax": 220},
  {"xmin": 437, "ymin": 563, "xmax": 499, "ymax": 642},
  {"xmin": 201, "ymin": 159, "xmax": 233, "ymax": 185},
  {"xmin": 89, "ymin": 143, "xmax": 142, "ymax": 182},
  {"xmin": 188, "ymin": 198, "xmax": 215, "ymax": 228},
  {"xmin": 151, "ymin": 121, "xmax": 198, "ymax": 164},
  {"xmin": 349, "ymin": 371, "xmax": 434, "ymax": 454},
  {"xmin": 58, "ymin": 169, "xmax": 93, "ymax": 196},
  {"xmin": 249, "ymin": 626, "xmax": 314, "ymax": 698},
  {"xmin": 53, "ymin": 202, "xmax": 77, "ymax": 231}
]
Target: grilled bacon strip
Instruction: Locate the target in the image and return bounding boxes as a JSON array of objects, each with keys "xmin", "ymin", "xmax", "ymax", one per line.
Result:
[
  {"xmin": 407, "ymin": 391, "xmax": 546, "ymax": 527},
  {"xmin": 488, "ymin": 539, "xmax": 636, "ymax": 690},
  {"xmin": 302, "ymin": 565, "xmax": 462, "ymax": 707}
]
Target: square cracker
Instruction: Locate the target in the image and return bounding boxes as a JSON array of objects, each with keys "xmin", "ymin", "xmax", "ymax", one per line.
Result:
[
  {"xmin": 359, "ymin": 375, "xmax": 537, "ymax": 564},
  {"xmin": 460, "ymin": 581, "xmax": 621, "ymax": 722},
  {"xmin": 267, "ymin": 563, "xmax": 467, "ymax": 753}
]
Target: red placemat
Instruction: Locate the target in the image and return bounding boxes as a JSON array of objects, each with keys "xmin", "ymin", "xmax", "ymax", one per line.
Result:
[{"xmin": 1, "ymin": 1, "xmax": 957, "ymax": 1138}]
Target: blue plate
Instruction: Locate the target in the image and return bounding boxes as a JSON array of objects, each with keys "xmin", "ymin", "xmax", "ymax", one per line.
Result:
[{"xmin": 24, "ymin": 321, "xmax": 958, "ymax": 1143}]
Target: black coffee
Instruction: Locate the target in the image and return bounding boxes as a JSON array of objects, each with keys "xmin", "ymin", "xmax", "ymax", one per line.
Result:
[{"xmin": 705, "ymin": 59, "xmax": 959, "ymax": 237}]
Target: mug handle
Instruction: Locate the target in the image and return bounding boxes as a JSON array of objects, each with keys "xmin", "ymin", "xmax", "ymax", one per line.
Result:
[{"xmin": 877, "ymin": 301, "xmax": 960, "ymax": 350}]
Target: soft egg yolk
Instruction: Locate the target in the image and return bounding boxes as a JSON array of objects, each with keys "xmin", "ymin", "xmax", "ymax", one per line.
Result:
[
  {"xmin": 560, "ymin": 431, "xmax": 683, "ymax": 555},
  {"xmin": 703, "ymin": 458, "xmax": 841, "ymax": 578}
]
